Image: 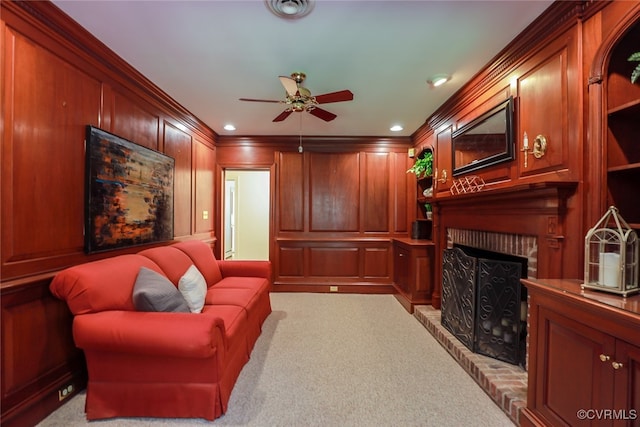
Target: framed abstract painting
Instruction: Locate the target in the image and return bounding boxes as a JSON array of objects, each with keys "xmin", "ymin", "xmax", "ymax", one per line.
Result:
[{"xmin": 84, "ymin": 126, "xmax": 174, "ymax": 253}]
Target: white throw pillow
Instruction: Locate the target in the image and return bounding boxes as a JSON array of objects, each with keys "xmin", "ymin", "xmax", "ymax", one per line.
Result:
[{"xmin": 178, "ymin": 264, "xmax": 207, "ymax": 313}]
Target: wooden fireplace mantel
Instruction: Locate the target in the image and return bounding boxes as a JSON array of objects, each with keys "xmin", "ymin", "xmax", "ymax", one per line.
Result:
[{"xmin": 430, "ymin": 181, "xmax": 579, "ymax": 308}]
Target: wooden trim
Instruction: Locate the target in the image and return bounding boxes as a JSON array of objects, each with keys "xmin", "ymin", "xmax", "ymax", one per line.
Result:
[
  {"xmin": 588, "ymin": 2, "xmax": 640, "ymax": 83},
  {"xmin": 416, "ymin": 1, "xmax": 604, "ymax": 134}
]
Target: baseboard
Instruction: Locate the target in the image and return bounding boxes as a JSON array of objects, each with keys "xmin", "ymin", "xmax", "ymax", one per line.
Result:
[
  {"xmin": 272, "ymin": 282, "xmax": 395, "ymax": 294},
  {"xmin": 1, "ymin": 372, "xmax": 86, "ymax": 427}
]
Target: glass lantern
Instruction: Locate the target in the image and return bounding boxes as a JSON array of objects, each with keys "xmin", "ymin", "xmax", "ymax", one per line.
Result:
[{"xmin": 583, "ymin": 206, "xmax": 639, "ymax": 296}]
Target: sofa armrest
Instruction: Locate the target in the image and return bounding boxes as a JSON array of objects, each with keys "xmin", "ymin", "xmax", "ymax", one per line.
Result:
[
  {"xmin": 217, "ymin": 260, "xmax": 272, "ymax": 280},
  {"xmin": 73, "ymin": 311, "xmax": 226, "ymax": 359}
]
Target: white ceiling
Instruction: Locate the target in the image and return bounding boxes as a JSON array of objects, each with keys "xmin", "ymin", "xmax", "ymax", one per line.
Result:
[{"xmin": 52, "ymin": 0, "xmax": 553, "ymax": 137}]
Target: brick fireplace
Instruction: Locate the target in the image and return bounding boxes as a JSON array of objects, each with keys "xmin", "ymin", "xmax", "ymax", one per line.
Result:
[
  {"xmin": 446, "ymin": 229, "xmax": 537, "ymax": 279},
  {"xmin": 441, "ymin": 243, "xmax": 528, "ymax": 366},
  {"xmin": 430, "ymin": 182, "xmax": 577, "ymax": 309},
  {"xmin": 418, "ymin": 182, "xmax": 578, "ymax": 424}
]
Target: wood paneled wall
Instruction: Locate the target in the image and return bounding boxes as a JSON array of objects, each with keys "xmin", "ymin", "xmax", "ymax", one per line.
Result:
[
  {"xmin": 216, "ymin": 137, "xmax": 413, "ymax": 293},
  {"xmin": 411, "ymin": 1, "xmax": 620, "ymax": 310},
  {"xmin": 1, "ymin": 2, "xmax": 216, "ymax": 425},
  {"xmin": 1, "ymin": 0, "xmax": 633, "ymax": 425}
]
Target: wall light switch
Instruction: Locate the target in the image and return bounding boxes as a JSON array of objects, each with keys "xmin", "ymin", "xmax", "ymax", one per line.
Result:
[{"xmin": 202, "ymin": 210, "xmax": 209, "ymax": 220}]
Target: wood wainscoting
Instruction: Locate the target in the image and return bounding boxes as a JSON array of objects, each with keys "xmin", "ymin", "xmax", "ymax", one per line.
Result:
[
  {"xmin": 1, "ymin": 275, "xmax": 86, "ymax": 427},
  {"xmin": 1, "ymin": 2, "xmax": 217, "ymax": 425},
  {"xmin": 217, "ymin": 137, "xmax": 415, "ymax": 293},
  {"xmin": 274, "ymin": 238, "xmax": 394, "ymax": 293}
]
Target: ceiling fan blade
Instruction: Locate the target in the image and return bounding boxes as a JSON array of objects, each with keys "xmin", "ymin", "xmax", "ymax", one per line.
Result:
[
  {"xmin": 239, "ymin": 98, "xmax": 282, "ymax": 103},
  {"xmin": 279, "ymin": 76, "xmax": 299, "ymax": 97},
  {"xmin": 314, "ymin": 90, "xmax": 354, "ymax": 104},
  {"xmin": 309, "ymin": 107, "xmax": 337, "ymax": 122},
  {"xmin": 273, "ymin": 110, "xmax": 293, "ymax": 122}
]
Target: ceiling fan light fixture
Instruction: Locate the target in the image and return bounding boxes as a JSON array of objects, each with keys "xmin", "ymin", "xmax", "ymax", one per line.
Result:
[{"xmin": 265, "ymin": 0, "xmax": 315, "ymax": 20}]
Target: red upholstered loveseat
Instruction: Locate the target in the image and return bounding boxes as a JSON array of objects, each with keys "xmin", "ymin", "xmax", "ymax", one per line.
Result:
[{"xmin": 49, "ymin": 240, "xmax": 272, "ymax": 421}]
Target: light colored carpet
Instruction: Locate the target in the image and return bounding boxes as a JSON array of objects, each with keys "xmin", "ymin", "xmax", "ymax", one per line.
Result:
[{"xmin": 37, "ymin": 293, "xmax": 514, "ymax": 426}]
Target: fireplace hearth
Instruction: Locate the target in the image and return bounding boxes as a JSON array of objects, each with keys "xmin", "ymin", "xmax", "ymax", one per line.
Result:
[{"xmin": 441, "ymin": 245, "xmax": 527, "ymax": 367}]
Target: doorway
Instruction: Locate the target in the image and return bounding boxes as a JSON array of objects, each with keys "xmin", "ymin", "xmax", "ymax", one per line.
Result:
[{"xmin": 223, "ymin": 170, "xmax": 270, "ymax": 260}]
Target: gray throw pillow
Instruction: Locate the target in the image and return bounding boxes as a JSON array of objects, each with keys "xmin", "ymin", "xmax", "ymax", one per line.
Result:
[{"xmin": 133, "ymin": 267, "xmax": 190, "ymax": 312}]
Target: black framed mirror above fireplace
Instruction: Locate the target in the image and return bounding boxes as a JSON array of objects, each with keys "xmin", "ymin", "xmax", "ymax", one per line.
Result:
[{"xmin": 451, "ymin": 96, "xmax": 515, "ymax": 176}]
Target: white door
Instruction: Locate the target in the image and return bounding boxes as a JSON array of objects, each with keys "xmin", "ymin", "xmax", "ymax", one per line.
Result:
[
  {"xmin": 223, "ymin": 170, "xmax": 269, "ymax": 260},
  {"xmin": 224, "ymin": 178, "xmax": 236, "ymax": 259}
]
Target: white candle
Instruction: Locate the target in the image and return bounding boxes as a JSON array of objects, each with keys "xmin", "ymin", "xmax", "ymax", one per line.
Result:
[
  {"xmin": 599, "ymin": 252, "xmax": 620, "ymax": 287},
  {"xmin": 523, "ymin": 132, "xmax": 529, "ymax": 149}
]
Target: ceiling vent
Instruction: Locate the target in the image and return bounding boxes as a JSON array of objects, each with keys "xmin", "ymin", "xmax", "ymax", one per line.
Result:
[{"xmin": 265, "ymin": 0, "xmax": 315, "ymax": 20}]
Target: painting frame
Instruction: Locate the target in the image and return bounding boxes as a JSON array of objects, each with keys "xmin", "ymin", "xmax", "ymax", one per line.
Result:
[{"xmin": 84, "ymin": 126, "xmax": 174, "ymax": 254}]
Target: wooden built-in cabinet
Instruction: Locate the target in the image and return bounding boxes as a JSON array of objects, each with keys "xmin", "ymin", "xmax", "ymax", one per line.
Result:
[
  {"xmin": 414, "ymin": 147, "xmax": 434, "ymax": 224},
  {"xmin": 433, "ymin": 128, "xmax": 453, "ymax": 197},
  {"xmin": 603, "ymin": 21, "xmax": 640, "ymax": 232},
  {"xmin": 516, "ymin": 25, "xmax": 579, "ymax": 180},
  {"xmin": 392, "ymin": 238, "xmax": 435, "ymax": 313},
  {"xmin": 586, "ymin": 2, "xmax": 640, "ymax": 234},
  {"xmin": 522, "ymin": 279, "xmax": 640, "ymax": 427},
  {"xmin": 392, "ymin": 146, "xmax": 436, "ymax": 313}
]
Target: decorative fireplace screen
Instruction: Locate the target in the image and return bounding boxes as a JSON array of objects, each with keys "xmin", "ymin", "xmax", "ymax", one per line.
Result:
[{"xmin": 441, "ymin": 246, "xmax": 527, "ymax": 366}]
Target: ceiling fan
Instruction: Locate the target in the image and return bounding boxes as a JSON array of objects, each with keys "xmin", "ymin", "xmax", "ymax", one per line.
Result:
[{"xmin": 239, "ymin": 72, "xmax": 354, "ymax": 122}]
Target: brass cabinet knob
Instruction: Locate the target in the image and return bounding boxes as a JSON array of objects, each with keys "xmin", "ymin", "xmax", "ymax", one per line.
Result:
[
  {"xmin": 599, "ymin": 354, "xmax": 610, "ymax": 362},
  {"xmin": 612, "ymin": 361, "xmax": 624, "ymax": 370}
]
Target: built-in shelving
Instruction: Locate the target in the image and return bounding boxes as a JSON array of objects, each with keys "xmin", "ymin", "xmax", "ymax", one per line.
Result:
[
  {"xmin": 607, "ymin": 98, "xmax": 640, "ymax": 115},
  {"xmin": 607, "ymin": 162, "xmax": 640, "ymax": 173},
  {"xmin": 605, "ymin": 21, "xmax": 640, "ymax": 228}
]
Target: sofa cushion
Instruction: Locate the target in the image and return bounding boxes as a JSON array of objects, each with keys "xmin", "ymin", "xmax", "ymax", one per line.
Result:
[
  {"xmin": 178, "ymin": 265, "xmax": 207, "ymax": 313},
  {"xmin": 138, "ymin": 246, "xmax": 195, "ymax": 285},
  {"xmin": 172, "ymin": 241, "xmax": 223, "ymax": 286},
  {"xmin": 132, "ymin": 267, "xmax": 190, "ymax": 312},
  {"xmin": 49, "ymin": 254, "xmax": 163, "ymax": 315}
]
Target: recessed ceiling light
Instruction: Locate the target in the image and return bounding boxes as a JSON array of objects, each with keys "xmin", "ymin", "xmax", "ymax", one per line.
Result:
[
  {"xmin": 224, "ymin": 124, "xmax": 236, "ymax": 131},
  {"xmin": 265, "ymin": 0, "xmax": 315, "ymax": 19},
  {"xmin": 390, "ymin": 125, "xmax": 403, "ymax": 132},
  {"xmin": 427, "ymin": 74, "xmax": 450, "ymax": 88}
]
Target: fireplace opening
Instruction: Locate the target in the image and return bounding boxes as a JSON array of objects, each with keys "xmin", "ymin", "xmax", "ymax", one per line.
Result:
[{"xmin": 441, "ymin": 244, "xmax": 528, "ymax": 368}]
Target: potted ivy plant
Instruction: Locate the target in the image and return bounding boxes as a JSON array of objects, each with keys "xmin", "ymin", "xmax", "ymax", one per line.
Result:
[
  {"xmin": 406, "ymin": 150, "xmax": 433, "ymax": 179},
  {"xmin": 629, "ymin": 51, "xmax": 640, "ymax": 84}
]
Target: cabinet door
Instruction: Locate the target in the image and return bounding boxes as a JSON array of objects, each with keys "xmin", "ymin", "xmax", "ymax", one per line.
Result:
[
  {"xmin": 517, "ymin": 28, "xmax": 578, "ymax": 178},
  {"xmin": 613, "ymin": 341, "xmax": 640, "ymax": 427},
  {"xmin": 434, "ymin": 126, "xmax": 452, "ymax": 196},
  {"xmin": 394, "ymin": 244, "xmax": 410, "ymax": 293},
  {"xmin": 535, "ymin": 306, "xmax": 615, "ymax": 426}
]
